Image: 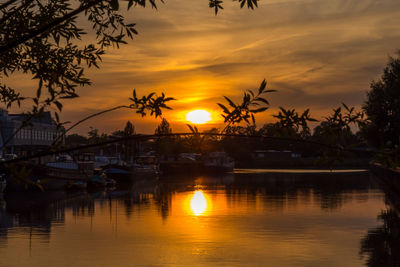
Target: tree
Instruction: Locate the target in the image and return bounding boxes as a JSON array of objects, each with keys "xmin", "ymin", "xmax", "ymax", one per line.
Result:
[
  {"xmin": 154, "ymin": 118, "xmax": 174, "ymax": 155},
  {"xmin": 65, "ymin": 133, "xmax": 87, "ymax": 146},
  {"xmin": 363, "ymin": 53, "xmax": 400, "ymax": 149},
  {"xmin": 123, "ymin": 120, "xmax": 135, "ymax": 161},
  {"xmin": 155, "ymin": 118, "xmax": 172, "ymax": 135},
  {"xmin": 272, "ymin": 107, "xmax": 316, "ymax": 138},
  {"xmin": 217, "ymin": 79, "xmax": 276, "ymax": 132}
]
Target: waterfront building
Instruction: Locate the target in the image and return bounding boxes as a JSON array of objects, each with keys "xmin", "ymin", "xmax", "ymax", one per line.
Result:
[{"xmin": 0, "ymin": 109, "xmax": 64, "ymax": 156}]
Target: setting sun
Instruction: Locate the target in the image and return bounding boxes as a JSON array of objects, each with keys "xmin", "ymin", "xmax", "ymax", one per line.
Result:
[{"xmin": 186, "ymin": 110, "xmax": 212, "ymax": 124}]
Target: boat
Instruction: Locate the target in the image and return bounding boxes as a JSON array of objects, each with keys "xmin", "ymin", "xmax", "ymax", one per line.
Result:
[
  {"xmin": 88, "ymin": 169, "xmax": 116, "ymax": 189},
  {"xmin": 132, "ymin": 155, "xmax": 160, "ymax": 176},
  {"xmin": 159, "ymin": 153, "xmax": 203, "ymax": 175},
  {"xmin": 41, "ymin": 153, "xmax": 94, "ymax": 180},
  {"xmin": 101, "ymin": 160, "xmax": 134, "ymax": 182},
  {"xmin": 202, "ymin": 152, "xmax": 234, "ymax": 173},
  {"xmin": 32, "ymin": 153, "xmax": 95, "ymax": 190},
  {"xmin": 0, "ymin": 173, "xmax": 6, "ymax": 193}
]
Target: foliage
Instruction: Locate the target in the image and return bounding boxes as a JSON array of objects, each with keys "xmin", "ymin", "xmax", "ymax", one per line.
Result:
[
  {"xmin": 210, "ymin": 0, "xmax": 258, "ymax": 14},
  {"xmin": 311, "ymin": 104, "xmax": 365, "ymax": 167},
  {"xmin": 154, "ymin": 118, "xmax": 175, "ymax": 155},
  {"xmin": 363, "ymin": 52, "xmax": 400, "ymax": 149},
  {"xmin": 124, "ymin": 121, "xmax": 135, "ymax": 136},
  {"xmin": 313, "ymin": 104, "xmax": 364, "ymax": 144},
  {"xmin": 155, "ymin": 118, "xmax": 172, "ymax": 135},
  {"xmin": 122, "ymin": 120, "xmax": 136, "ymax": 161},
  {"xmin": 0, "ymin": 0, "xmax": 258, "ymax": 117},
  {"xmin": 65, "ymin": 133, "xmax": 87, "ymax": 146},
  {"xmin": 217, "ymin": 79, "xmax": 276, "ymax": 130},
  {"xmin": 272, "ymin": 107, "xmax": 317, "ymax": 138},
  {"xmin": 87, "ymin": 127, "xmax": 108, "ymax": 144}
]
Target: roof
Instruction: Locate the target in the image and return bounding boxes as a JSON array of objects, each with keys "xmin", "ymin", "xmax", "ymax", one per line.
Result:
[{"xmin": 9, "ymin": 111, "xmax": 53, "ymax": 125}]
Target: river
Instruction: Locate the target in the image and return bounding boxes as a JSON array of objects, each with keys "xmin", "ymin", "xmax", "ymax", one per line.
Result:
[{"xmin": 0, "ymin": 170, "xmax": 397, "ymax": 266}]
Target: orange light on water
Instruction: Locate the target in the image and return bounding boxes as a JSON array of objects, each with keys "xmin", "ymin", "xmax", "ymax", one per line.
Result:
[{"xmin": 189, "ymin": 190, "xmax": 209, "ymax": 216}]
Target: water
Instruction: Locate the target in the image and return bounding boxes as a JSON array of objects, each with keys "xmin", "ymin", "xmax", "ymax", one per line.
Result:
[{"xmin": 0, "ymin": 170, "xmax": 396, "ymax": 266}]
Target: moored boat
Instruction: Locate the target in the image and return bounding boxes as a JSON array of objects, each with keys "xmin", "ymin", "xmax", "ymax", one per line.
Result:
[
  {"xmin": 88, "ymin": 169, "xmax": 116, "ymax": 189},
  {"xmin": 160, "ymin": 153, "xmax": 203, "ymax": 175},
  {"xmin": 32, "ymin": 153, "xmax": 95, "ymax": 190},
  {"xmin": 203, "ymin": 151, "xmax": 234, "ymax": 173},
  {"xmin": 132, "ymin": 155, "xmax": 160, "ymax": 176}
]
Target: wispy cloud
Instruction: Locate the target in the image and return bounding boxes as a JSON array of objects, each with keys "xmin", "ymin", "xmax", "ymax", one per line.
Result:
[{"xmin": 13, "ymin": 0, "xmax": 399, "ymax": 134}]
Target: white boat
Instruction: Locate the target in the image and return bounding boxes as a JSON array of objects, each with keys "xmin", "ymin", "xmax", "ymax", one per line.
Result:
[
  {"xmin": 43, "ymin": 154, "xmax": 94, "ymax": 180},
  {"xmin": 94, "ymin": 156, "xmax": 127, "ymax": 169}
]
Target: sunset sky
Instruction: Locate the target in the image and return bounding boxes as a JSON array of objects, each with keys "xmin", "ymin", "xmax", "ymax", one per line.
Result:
[{"xmin": 11, "ymin": 0, "xmax": 400, "ymax": 134}]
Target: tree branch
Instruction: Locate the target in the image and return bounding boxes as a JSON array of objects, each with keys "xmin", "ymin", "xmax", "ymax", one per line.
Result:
[
  {"xmin": 0, "ymin": 0, "xmax": 20, "ymax": 10},
  {"xmin": 52, "ymin": 105, "xmax": 130, "ymax": 146},
  {"xmin": 0, "ymin": 0, "xmax": 102, "ymax": 54}
]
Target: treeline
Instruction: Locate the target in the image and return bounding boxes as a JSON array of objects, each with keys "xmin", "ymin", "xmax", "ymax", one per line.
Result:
[{"xmin": 65, "ymin": 53, "xmax": 400, "ymax": 169}]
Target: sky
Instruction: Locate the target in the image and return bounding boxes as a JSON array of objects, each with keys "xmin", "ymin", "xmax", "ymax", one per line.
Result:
[{"xmin": 10, "ymin": 0, "xmax": 400, "ymax": 134}]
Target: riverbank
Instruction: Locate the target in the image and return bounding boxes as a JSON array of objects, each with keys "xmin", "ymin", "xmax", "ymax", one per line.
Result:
[{"xmin": 237, "ymin": 157, "xmax": 371, "ymax": 169}]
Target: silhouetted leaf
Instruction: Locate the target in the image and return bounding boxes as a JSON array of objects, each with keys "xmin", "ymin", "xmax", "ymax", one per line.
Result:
[{"xmin": 223, "ymin": 96, "xmax": 236, "ymax": 108}]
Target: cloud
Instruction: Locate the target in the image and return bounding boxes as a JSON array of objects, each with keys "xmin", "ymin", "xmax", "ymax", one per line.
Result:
[{"xmin": 23, "ymin": 0, "xmax": 400, "ymax": 134}]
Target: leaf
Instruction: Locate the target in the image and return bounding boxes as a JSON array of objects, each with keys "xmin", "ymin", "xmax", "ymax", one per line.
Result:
[
  {"xmin": 217, "ymin": 103, "xmax": 229, "ymax": 114},
  {"xmin": 258, "ymin": 79, "xmax": 266, "ymax": 95},
  {"xmin": 250, "ymin": 107, "xmax": 268, "ymax": 113},
  {"xmin": 186, "ymin": 124, "xmax": 195, "ymax": 133},
  {"xmin": 223, "ymin": 96, "xmax": 236, "ymax": 108},
  {"xmin": 127, "ymin": 0, "xmax": 134, "ymax": 9},
  {"xmin": 255, "ymin": 97, "xmax": 269, "ymax": 105},
  {"xmin": 110, "ymin": 0, "xmax": 119, "ymax": 11},
  {"xmin": 36, "ymin": 79, "xmax": 42, "ymax": 99},
  {"xmin": 54, "ymin": 101, "xmax": 63, "ymax": 111}
]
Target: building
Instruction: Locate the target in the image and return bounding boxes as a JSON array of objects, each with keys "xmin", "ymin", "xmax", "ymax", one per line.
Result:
[{"xmin": 0, "ymin": 110, "xmax": 64, "ymax": 156}]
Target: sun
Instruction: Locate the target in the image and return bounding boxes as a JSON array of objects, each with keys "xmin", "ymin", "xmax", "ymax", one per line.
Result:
[{"xmin": 186, "ymin": 110, "xmax": 212, "ymax": 124}]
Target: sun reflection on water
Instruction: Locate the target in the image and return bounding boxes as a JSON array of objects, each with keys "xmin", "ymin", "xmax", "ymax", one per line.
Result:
[{"xmin": 190, "ymin": 190, "xmax": 208, "ymax": 216}]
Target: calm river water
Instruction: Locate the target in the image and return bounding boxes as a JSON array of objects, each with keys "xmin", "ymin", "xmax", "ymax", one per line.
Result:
[{"xmin": 0, "ymin": 170, "xmax": 397, "ymax": 266}]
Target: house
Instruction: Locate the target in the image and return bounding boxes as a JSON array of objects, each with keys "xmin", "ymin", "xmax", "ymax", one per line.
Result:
[{"xmin": 0, "ymin": 110, "xmax": 64, "ymax": 156}]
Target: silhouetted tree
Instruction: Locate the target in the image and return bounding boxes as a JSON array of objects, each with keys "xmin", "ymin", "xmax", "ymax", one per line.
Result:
[
  {"xmin": 363, "ymin": 52, "xmax": 400, "ymax": 149},
  {"xmin": 65, "ymin": 133, "xmax": 87, "ymax": 146},
  {"xmin": 155, "ymin": 118, "xmax": 172, "ymax": 135},
  {"xmin": 123, "ymin": 121, "xmax": 135, "ymax": 161},
  {"xmin": 154, "ymin": 118, "xmax": 174, "ymax": 156}
]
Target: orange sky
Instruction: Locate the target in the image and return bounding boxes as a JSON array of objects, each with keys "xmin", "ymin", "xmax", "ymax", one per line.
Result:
[{"xmin": 8, "ymin": 0, "xmax": 400, "ymax": 134}]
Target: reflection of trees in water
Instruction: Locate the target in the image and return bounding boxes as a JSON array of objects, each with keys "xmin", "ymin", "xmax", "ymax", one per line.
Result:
[
  {"xmin": 360, "ymin": 176, "xmax": 400, "ymax": 266},
  {"xmin": 224, "ymin": 172, "xmax": 376, "ymax": 211},
  {"xmin": 121, "ymin": 193, "xmax": 151, "ymax": 220},
  {"xmin": 154, "ymin": 184, "xmax": 174, "ymax": 220},
  {"xmin": 0, "ymin": 192, "xmax": 94, "ymax": 243},
  {"xmin": 360, "ymin": 209, "xmax": 400, "ymax": 266},
  {"xmin": 0, "ymin": 172, "xmax": 377, "ymax": 237}
]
